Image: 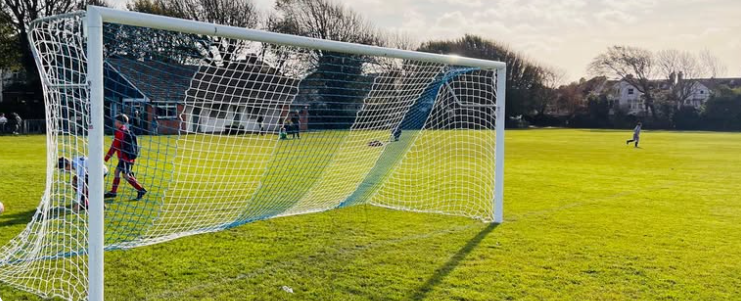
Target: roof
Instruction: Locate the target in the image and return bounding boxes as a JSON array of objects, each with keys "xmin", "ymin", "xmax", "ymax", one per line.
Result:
[
  {"xmin": 107, "ymin": 58, "xmax": 197, "ymax": 103},
  {"xmin": 106, "ymin": 56, "xmax": 299, "ymax": 107},
  {"xmin": 697, "ymin": 78, "xmax": 741, "ymax": 91},
  {"xmin": 186, "ymin": 59, "xmax": 299, "ymax": 107}
]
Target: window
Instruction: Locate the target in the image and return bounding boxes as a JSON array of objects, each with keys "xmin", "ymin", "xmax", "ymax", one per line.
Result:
[
  {"xmin": 700, "ymin": 90, "xmax": 705, "ymax": 94},
  {"xmin": 209, "ymin": 104, "xmax": 228, "ymax": 118},
  {"xmin": 627, "ymin": 88, "xmax": 635, "ymax": 95},
  {"xmin": 155, "ymin": 104, "xmax": 178, "ymax": 119}
]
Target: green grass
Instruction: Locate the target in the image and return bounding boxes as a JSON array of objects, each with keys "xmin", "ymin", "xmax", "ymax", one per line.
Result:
[{"xmin": 2, "ymin": 129, "xmax": 741, "ymax": 300}]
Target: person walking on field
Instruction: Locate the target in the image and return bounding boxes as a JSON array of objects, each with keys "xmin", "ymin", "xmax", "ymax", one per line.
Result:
[
  {"xmin": 0, "ymin": 113, "xmax": 7, "ymax": 134},
  {"xmin": 626, "ymin": 122, "xmax": 642, "ymax": 148},
  {"xmin": 291, "ymin": 112, "xmax": 300, "ymax": 139},
  {"xmin": 10, "ymin": 112, "xmax": 22, "ymax": 135},
  {"xmin": 257, "ymin": 116, "xmax": 264, "ymax": 136},
  {"xmin": 104, "ymin": 114, "xmax": 147, "ymax": 200}
]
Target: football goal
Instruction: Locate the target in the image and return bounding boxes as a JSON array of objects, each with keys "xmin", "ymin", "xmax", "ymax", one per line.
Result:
[{"xmin": 0, "ymin": 6, "xmax": 505, "ymax": 301}]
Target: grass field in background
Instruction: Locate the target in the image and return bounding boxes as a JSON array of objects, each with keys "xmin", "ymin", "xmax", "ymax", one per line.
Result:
[{"xmin": 2, "ymin": 129, "xmax": 741, "ymax": 300}]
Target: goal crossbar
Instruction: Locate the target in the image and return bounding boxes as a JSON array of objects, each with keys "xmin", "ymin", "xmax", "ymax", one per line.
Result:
[{"xmin": 88, "ymin": 6, "xmax": 506, "ymax": 71}]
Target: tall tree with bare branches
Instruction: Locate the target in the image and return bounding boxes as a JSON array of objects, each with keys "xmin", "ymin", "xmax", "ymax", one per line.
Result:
[
  {"xmin": 590, "ymin": 46, "xmax": 660, "ymax": 119},
  {"xmin": 127, "ymin": 0, "xmax": 260, "ymax": 66},
  {"xmin": 656, "ymin": 49, "xmax": 705, "ymax": 104}
]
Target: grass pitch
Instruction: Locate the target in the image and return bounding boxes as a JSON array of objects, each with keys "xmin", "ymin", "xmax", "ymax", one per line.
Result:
[{"xmin": 2, "ymin": 129, "xmax": 741, "ymax": 300}]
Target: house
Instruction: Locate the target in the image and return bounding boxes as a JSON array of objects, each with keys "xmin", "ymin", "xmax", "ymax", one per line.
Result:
[
  {"xmin": 104, "ymin": 55, "xmax": 302, "ymax": 135},
  {"xmin": 605, "ymin": 75, "xmax": 741, "ymax": 115}
]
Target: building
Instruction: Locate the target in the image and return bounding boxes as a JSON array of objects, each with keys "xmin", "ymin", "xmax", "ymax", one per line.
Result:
[
  {"xmin": 604, "ymin": 75, "xmax": 741, "ymax": 115},
  {"xmin": 104, "ymin": 56, "xmax": 301, "ymax": 135}
]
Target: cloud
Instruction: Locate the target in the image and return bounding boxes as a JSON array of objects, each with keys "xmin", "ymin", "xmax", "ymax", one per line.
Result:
[{"xmin": 246, "ymin": 0, "xmax": 741, "ymax": 80}]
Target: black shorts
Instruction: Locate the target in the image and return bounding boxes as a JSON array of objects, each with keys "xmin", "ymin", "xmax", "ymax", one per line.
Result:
[{"xmin": 116, "ymin": 160, "xmax": 134, "ymax": 175}]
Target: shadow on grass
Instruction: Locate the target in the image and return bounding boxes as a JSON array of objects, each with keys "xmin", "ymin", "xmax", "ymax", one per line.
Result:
[
  {"xmin": 0, "ymin": 209, "xmax": 36, "ymax": 227},
  {"xmin": 411, "ymin": 223, "xmax": 498, "ymax": 300}
]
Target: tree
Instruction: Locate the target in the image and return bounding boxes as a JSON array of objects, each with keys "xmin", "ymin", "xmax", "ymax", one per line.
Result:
[
  {"xmin": 269, "ymin": 0, "xmax": 380, "ymax": 46},
  {"xmin": 127, "ymin": 0, "xmax": 260, "ymax": 66},
  {"xmin": 0, "ymin": 7, "xmax": 19, "ymax": 71},
  {"xmin": 656, "ymin": 49, "xmax": 725, "ymax": 105},
  {"xmin": 418, "ymin": 34, "xmax": 547, "ymax": 119},
  {"xmin": 656, "ymin": 49, "xmax": 703, "ymax": 104},
  {"xmin": 0, "ymin": 10, "xmax": 20, "ymax": 103},
  {"xmin": 1, "ymin": 0, "xmax": 107, "ymax": 81},
  {"xmin": 698, "ymin": 49, "xmax": 727, "ymax": 78},
  {"xmin": 534, "ymin": 66, "xmax": 566, "ymax": 116},
  {"xmin": 266, "ymin": 0, "xmax": 384, "ymax": 128},
  {"xmin": 383, "ymin": 30, "xmax": 419, "ymax": 51},
  {"xmin": 590, "ymin": 46, "xmax": 659, "ymax": 119},
  {"xmin": 702, "ymin": 87, "xmax": 741, "ymax": 131}
]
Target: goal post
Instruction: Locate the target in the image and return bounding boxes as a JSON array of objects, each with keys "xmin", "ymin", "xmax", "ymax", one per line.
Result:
[{"xmin": 1, "ymin": 6, "xmax": 505, "ymax": 301}]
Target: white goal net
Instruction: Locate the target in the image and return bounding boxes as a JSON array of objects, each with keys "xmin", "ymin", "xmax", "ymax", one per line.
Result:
[{"xmin": 0, "ymin": 7, "xmax": 504, "ymax": 301}]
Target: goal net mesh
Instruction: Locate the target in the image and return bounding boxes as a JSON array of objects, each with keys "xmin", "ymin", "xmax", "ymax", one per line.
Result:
[{"xmin": 0, "ymin": 12, "xmax": 500, "ymax": 300}]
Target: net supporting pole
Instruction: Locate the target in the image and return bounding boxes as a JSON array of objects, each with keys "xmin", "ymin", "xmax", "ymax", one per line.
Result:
[
  {"xmin": 494, "ymin": 67, "xmax": 506, "ymax": 223},
  {"xmin": 86, "ymin": 7, "xmax": 105, "ymax": 301}
]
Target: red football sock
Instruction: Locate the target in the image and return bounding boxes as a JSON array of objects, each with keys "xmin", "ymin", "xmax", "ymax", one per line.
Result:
[
  {"xmin": 111, "ymin": 177, "xmax": 121, "ymax": 193},
  {"xmin": 127, "ymin": 176, "xmax": 144, "ymax": 191}
]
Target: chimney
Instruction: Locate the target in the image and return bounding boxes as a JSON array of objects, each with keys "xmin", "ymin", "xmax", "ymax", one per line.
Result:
[
  {"xmin": 678, "ymin": 71, "xmax": 684, "ymax": 82},
  {"xmin": 669, "ymin": 72, "xmax": 677, "ymax": 85}
]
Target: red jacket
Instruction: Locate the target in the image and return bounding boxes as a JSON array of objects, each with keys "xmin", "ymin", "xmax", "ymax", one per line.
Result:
[{"xmin": 105, "ymin": 126, "xmax": 134, "ymax": 163}]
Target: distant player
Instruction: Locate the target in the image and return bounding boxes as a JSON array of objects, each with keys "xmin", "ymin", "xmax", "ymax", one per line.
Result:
[
  {"xmin": 290, "ymin": 112, "xmax": 300, "ymax": 139},
  {"xmin": 257, "ymin": 116, "xmax": 265, "ymax": 136},
  {"xmin": 58, "ymin": 156, "xmax": 108, "ymax": 212},
  {"xmin": 626, "ymin": 122, "xmax": 642, "ymax": 148},
  {"xmin": 104, "ymin": 114, "xmax": 147, "ymax": 200},
  {"xmin": 391, "ymin": 126, "xmax": 402, "ymax": 142},
  {"xmin": 279, "ymin": 122, "xmax": 288, "ymax": 140}
]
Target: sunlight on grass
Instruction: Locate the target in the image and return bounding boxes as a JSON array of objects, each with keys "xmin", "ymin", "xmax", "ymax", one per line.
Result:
[{"xmin": 2, "ymin": 129, "xmax": 741, "ymax": 300}]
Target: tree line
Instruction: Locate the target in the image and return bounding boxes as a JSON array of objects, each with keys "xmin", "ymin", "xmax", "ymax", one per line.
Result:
[
  {"xmin": 1, "ymin": 0, "xmax": 737, "ymax": 131},
  {"xmin": 545, "ymin": 46, "xmax": 738, "ymax": 131}
]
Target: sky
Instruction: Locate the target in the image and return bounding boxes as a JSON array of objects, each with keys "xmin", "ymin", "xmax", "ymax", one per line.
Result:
[{"xmin": 118, "ymin": 0, "xmax": 741, "ymax": 82}]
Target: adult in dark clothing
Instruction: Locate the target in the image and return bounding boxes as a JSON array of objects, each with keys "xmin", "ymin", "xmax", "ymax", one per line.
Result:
[
  {"xmin": 257, "ymin": 116, "xmax": 264, "ymax": 136},
  {"xmin": 0, "ymin": 113, "xmax": 7, "ymax": 134},
  {"xmin": 290, "ymin": 112, "xmax": 300, "ymax": 139},
  {"xmin": 10, "ymin": 112, "xmax": 22, "ymax": 135}
]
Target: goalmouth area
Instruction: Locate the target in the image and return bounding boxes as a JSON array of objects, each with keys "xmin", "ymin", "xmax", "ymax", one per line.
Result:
[
  {"xmin": 2, "ymin": 130, "xmax": 741, "ymax": 300},
  {"xmin": 2, "ymin": 5, "xmax": 741, "ymax": 301}
]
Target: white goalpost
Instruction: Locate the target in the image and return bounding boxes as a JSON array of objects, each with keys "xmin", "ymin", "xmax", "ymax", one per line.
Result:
[{"xmin": 0, "ymin": 6, "xmax": 505, "ymax": 301}]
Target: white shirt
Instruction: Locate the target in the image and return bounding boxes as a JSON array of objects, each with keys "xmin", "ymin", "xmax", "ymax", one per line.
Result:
[
  {"xmin": 0, "ymin": 116, "xmax": 7, "ymax": 124},
  {"xmin": 71, "ymin": 157, "xmax": 88, "ymax": 205},
  {"xmin": 70, "ymin": 156, "xmax": 108, "ymax": 204},
  {"xmin": 634, "ymin": 125, "xmax": 642, "ymax": 136}
]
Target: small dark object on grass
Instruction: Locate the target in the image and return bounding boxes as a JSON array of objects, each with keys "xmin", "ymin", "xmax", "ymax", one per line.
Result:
[{"xmin": 368, "ymin": 140, "xmax": 384, "ymax": 147}]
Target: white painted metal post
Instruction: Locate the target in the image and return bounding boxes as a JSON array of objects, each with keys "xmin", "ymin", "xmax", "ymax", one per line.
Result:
[
  {"xmin": 89, "ymin": 6, "xmax": 505, "ymax": 70},
  {"xmin": 86, "ymin": 7, "xmax": 105, "ymax": 301},
  {"xmin": 494, "ymin": 67, "xmax": 506, "ymax": 223}
]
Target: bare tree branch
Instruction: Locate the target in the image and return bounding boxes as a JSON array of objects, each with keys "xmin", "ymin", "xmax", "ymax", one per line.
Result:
[
  {"xmin": 698, "ymin": 49, "xmax": 727, "ymax": 78},
  {"xmin": 590, "ymin": 46, "xmax": 659, "ymax": 119}
]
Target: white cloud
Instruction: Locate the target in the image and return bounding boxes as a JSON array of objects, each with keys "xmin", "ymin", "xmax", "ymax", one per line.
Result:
[{"xmin": 125, "ymin": 0, "xmax": 741, "ymax": 81}]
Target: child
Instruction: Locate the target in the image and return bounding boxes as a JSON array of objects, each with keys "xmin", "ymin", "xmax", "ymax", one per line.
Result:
[
  {"xmin": 279, "ymin": 123, "xmax": 288, "ymax": 140},
  {"xmin": 58, "ymin": 156, "xmax": 108, "ymax": 212},
  {"xmin": 392, "ymin": 126, "xmax": 402, "ymax": 142},
  {"xmin": 626, "ymin": 122, "xmax": 642, "ymax": 148},
  {"xmin": 104, "ymin": 114, "xmax": 147, "ymax": 200}
]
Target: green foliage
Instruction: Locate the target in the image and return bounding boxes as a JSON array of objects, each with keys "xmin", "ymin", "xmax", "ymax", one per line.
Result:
[
  {"xmin": 673, "ymin": 106, "xmax": 702, "ymax": 130},
  {"xmin": 702, "ymin": 90, "xmax": 741, "ymax": 131},
  {"xmin": 4, "ymin": 130, "xmax": 741, "ymax": 300},
  {"xmin": 418, "ymin": 35, "xmax": 548, "ymax": 120},
  {"xmin": 0, "ymin": 19, "xmax": 20, "ymax": 70}
]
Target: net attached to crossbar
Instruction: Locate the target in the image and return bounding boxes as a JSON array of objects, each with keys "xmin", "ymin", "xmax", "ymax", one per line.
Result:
[{"xmin": 0, "ymin": 11, "xmax": 501, "ymax": 300}]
